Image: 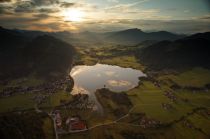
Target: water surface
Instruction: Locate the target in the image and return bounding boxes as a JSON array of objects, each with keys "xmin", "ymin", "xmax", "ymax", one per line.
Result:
[{"xmin": 70, "ymin": 64, "xmax": 146, "ymax": 112}]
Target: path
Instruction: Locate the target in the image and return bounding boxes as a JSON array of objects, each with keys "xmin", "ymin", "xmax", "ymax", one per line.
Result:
[
  {"xmin": 35, "ymin": 101, "xmax": 210, "ymax": 137},
  {"xmin": 34, "ymin": 106, "xmax": 59, "ymax": 139},
  {"xmin": 59, "ymin": 104, "xmax": 141, "ymax": 135},
  {"xmin": 52, "ymin": 116, "xmax": 59, "ymax": 139}
]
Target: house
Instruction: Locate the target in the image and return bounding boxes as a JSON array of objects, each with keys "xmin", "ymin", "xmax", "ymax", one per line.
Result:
[
  {"xmin": 54, "ymin": 111, "xmax": 62, "ymax": 128},
  {"xmin": 66, "ymin": 116, "xmax": 87, "ymax": 131},
  {"xmin": 71, "ymin": 121, "xmax": 87, "ymax": 131}
]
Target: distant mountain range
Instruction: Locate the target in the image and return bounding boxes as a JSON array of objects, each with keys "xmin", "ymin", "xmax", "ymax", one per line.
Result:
[
  {"xmin": 0, "ymin": 26, "xmax": 186, "ymax": 46},
  {"xmin": 136, "ymin": 32, "xmax": 210, "ymax": 70},
  {"xmin": 67, "ymin": 28, "xmax": 186, "ymax": 46},
  {"xmin": 0, "ymin": 27, "xmax": 75, "ymax": 80},
  {"xmin": 105, "ymin": 28, "xmax": 185, "ymax": 45}
]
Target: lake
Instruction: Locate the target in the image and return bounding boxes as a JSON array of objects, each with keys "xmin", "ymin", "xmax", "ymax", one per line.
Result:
[{"xmin": 70, "ymin": 63, "xmax": 146, "ymax": 112}]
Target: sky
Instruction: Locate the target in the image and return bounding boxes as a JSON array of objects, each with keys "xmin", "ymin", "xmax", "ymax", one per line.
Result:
[{"xmin": 0, "ymin": 0, "xmax": 210, "ymax": 33}]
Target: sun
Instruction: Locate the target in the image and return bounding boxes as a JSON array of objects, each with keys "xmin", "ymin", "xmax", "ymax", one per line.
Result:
[{"xmin": 63, "ymin": 9, "xmax": 85, "ymax": 22}]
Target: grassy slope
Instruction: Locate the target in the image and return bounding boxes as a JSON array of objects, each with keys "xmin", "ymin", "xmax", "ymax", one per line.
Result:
[
  {"xmin": 101, "ymin": 56, "xmax": 144, "ymax": 70},
  {"xmin": 0, "ymin": 93, "xmax": 35, "ymax": 113},
  {"xmin": 75, "ymin": 46, "xmax": 145, "ymax": 71},
  {"xmin": 0, "ymin": 90, "xmax": 73, "ymax": 113},
  {"xmin": 158, "ymin": 68, "xmax": 210, "ymax": 88}
]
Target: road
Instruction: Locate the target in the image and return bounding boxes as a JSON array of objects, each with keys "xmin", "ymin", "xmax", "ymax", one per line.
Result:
[
  {"xmin": 34, "ymin": 106, "xmax": 59, "ymax": 139},
  {"xmin": 52, "ymin": 116, "xmax": 59, "ymax": 139},
  {"xmin": 59, "ymin": 104, "xmax": 144, "ymax": 135}
]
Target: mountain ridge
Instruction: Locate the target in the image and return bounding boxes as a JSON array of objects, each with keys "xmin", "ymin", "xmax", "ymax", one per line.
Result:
[
  {"xmin": 0, "ymin": 27, "xmax": 75, "ymax": 80},
  {"xmin": 136, "ymin": 32, "xmax": 210, "ymax": 70},
  {"xmin": 105, "ymin": 28, "xmax": 186, "ymax": 45}
]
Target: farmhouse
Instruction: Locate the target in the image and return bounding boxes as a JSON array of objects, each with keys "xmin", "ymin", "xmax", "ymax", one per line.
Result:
[
  {"xmin": 54, "ymin": 110, "xmax": 62, "ymax": 128},
  {"xmin": 66, "ymin": 116, "xmax": 87, "ymax": 131}
]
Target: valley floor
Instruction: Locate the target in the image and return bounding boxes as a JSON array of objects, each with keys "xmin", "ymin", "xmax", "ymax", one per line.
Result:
[{"xmin": 1, "ymin": 45, "xmax": 210, "ymax": 139}]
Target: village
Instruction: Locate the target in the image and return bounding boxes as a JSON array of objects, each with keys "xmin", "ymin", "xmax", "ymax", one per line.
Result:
[
  {"xmin": 53, "ymin": 110, "xmax": 88, "ymax": 134},
  {"xmin": 51, "ymin": 108, "xmax": 162, "ymax": 135},
  {"xmin": 139, "ymin": 116, "xmax": 162, "ymax": 129},
  {"xmin": 164, "ymin": 91, "xmax": 177, "ymax": 102},
  {"xmin": 0, "ymin": 76, "xmax": 73, "ymax": 98},
  {"xmin": 48, "ymin": 93, "xmax": 96, "ymax": 135}
]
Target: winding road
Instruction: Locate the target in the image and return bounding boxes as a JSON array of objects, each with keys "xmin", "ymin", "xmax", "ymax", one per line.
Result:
[{"xmin": 58, "ymin": 104, "xmax": 143, "ymax": 135}]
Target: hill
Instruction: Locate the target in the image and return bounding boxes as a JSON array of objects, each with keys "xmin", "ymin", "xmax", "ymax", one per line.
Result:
[
  {"xmin": 105, "ymin": 28, "xmax": 185, "ymax": 45},
  {"xmin": 23, "ymin": 35, "xmax": 75, "ymax": 79},
  {"xmin": 0, "ymin": 27, "xmax": 75, "ymax": 80},
  {"xmin": 136, "ymin": 32, "xmax": 210, "ymax": 70}
]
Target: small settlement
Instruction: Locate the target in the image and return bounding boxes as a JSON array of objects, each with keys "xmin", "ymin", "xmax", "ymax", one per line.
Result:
[
  {"xmin": 53, "ymin": 110, "xmax": 87, "ymax": 133},
  {"xmin": 164, "ymin": 91, "xmax": 177, "ymax": 102},
  {"xmin": 66, "ymin": 116, "xmax": 87, "ymax": 132},
  {"xmin": 0, "ymin": 76, "xmax": 72, "ymax": 98}
]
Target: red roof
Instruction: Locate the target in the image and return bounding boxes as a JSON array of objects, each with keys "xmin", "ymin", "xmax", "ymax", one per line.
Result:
[{"xmin": 71, "ymin": 121, "xmax": 86, "ymax": 130}]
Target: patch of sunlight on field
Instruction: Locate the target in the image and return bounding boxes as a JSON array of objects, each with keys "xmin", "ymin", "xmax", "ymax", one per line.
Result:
[
  {"xmin": 40, "ymin": 91, "xmax": 73, "ymax": 107},
  {"xmin": 159, "ymin": 68, "xmax": 210, "ymax": 87},
  {"xmin": 175, "ymin": 90, "xmax": 210, "ymax": 108},
  {"xmin": 126, "ymin": 81, "xmax": 195, "ymax": 123},
  {"xmin": 188, "ymin": 114, "xmax": 210, "ymax": 136},
  {"xmin": 81, "ymin": 55, "xmax": 98, "ymax": 65},
  {"xmin": 101, "ymin": 56, "xmax": 144, "ymax": 70}
]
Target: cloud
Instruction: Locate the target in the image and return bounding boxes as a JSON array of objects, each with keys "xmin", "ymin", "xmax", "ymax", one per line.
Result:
[
  {"xmin": 0, "ymin": 0, "xmax": 96, "ymax": 16},
  {"xmin": 0, "ymin": 4, "xmax": 13, "ymax": 14},
  {"xmin": 77, "ymin": 17, "xmax": 210, "ymax": 34},
  {"xmin": 70, "ymin": 66, "xmax": 86, "ymax": 77},
  {"xmin": 198, "ymin": 14, "xmax": 210, "ymax": 20},
  {"xmin": 119, "ymin": 19, "xmax": 210, "ymax": 34},
  {"xmin": 103, "ymin": 0, "xmax": 157, "ymax": 18},
  {"xmin": 107, "ymin": 0, "xmax": 119, "ymax": 3},
  {"xmin": 96, "ymin": 73, "xmax": 101, "ymax": 77},
  {"xmin": 14, "ymin": 1, "xmax": 35, "ymax": 13},
  {"xmin": 32, "ymin": 0, "xmax": 59, "ymax": 6},
  {"xmin": 38, "ymin": 8, "xmax": 59, "ymax": 13},
  {"xmin": 184, "ymin": 10, "xmax": 190, "ymax": 13},
  {"xmin": 1, "ymin": 13, "xmax": 209, "ymax": 33},
  {"xmin": 0, "ymin": 0, "xmax": 209, "ymax": 34},
  {"xmin": 0, "ymin": 13, "xmax": 77, "ymax": 31},
  {"xmin": 60, "ymin": 2, "xmax": 76, "ymax": 8},
  {"xmin": 5, "ymin": 0, "xmax": 60, "ymax": 14},
  {"xmin": 71, "ymin": 85, "xmax": 89, "ymax": 95},
  {"xmin": 0, "ymin": 16, "xmax": 42, "ymax": 29},
  {"xmin": 33, "ymin": 13, "xmax": 51, "ymax": 19},
  {"xmin": 0, "ymin": 0, "xmax": 11, "ymax": 3},
  {"xmin": 60, "ymin": 2, "xmax": 97, "ymax": 11},
  {"xmin": 0, "ymin": 0, "xmax": 59, "ymax": 5},
  {"xmin": 0, "ymin": 14, "xmax": 46, "ymax": 22},
  {"xmin": 105, "ymin": 0, "xmax": 149, "ymax": 12},
  {"xmin": 104, "ymin": 71, "xmax": 115, "ymax": 76},
  {"xmin": 107, "ymin": 80, "xmax": 132, "ymax": 87}
]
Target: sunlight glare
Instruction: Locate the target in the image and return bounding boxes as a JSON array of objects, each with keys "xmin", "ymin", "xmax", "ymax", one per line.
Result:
[{"xmin": 63, "ymin": 9, "xmax": 85, "ymax": 22}]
